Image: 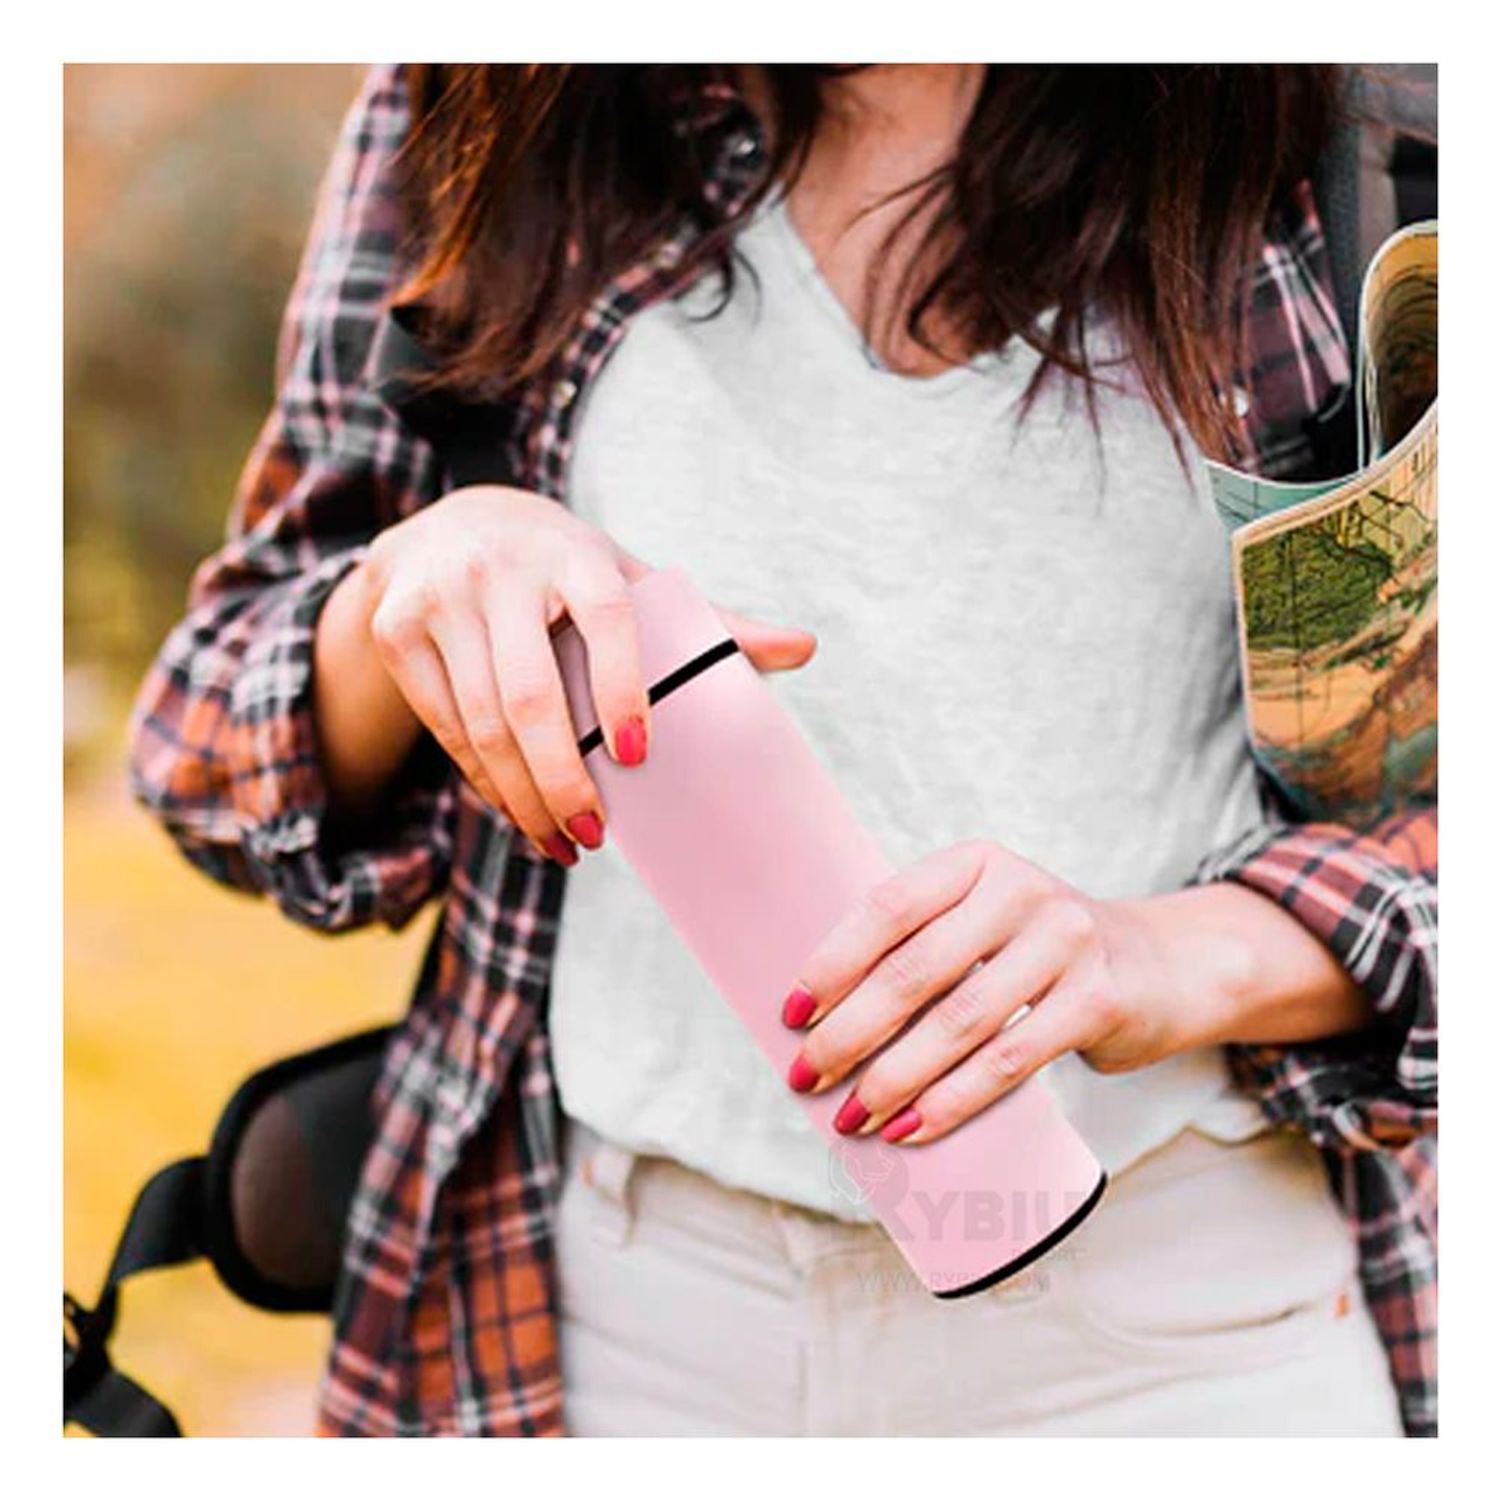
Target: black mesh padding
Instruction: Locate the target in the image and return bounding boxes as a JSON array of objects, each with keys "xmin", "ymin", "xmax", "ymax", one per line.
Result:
[
  {"xmin": 228, "ymin": 1043, "xmax": 384, "ymax": 1296},
  {"xmin": 231, "ymin": 1094, "xmax": 345, "ymax": 1295},
  {"xmin": 1314, "ymin": 112, "xmax": 1364, "ymax": 353},
  {"xmin": 205, "ymin": 1027, "xmax": 392, "ymax": 1313}
]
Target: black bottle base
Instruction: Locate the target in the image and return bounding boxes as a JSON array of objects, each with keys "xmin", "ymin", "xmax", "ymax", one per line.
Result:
[{"xmin": 931, "ymin": 1169, "xmax": 1109, "ymax": 1301}]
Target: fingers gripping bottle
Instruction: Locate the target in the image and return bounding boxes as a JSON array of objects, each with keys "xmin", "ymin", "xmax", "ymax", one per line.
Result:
[{"xmin": 554, "ymin": 568, "xmax": 1106, "ymax": 1296}]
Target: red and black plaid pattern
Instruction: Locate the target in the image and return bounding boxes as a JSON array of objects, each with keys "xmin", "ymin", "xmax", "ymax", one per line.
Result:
[{"xmin": 127, "ymin": 66, "xmax": 1437, "ymax": 1437}]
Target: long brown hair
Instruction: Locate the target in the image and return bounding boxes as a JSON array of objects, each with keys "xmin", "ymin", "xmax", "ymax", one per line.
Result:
[{"xmin": 396, "ymin": 64, "xmax": 1347, "ymax": 463}]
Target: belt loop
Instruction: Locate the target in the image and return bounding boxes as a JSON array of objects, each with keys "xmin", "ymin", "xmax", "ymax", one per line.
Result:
[{"xmin": 578, "ymin": 1133, "xmax": 639, "ymax": 1248}]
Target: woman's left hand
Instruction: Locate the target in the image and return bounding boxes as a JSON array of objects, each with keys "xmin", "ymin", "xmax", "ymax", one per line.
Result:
[{"xmin": 780, "ymin": 839, "xmax": 1369, "ymax": 1146}]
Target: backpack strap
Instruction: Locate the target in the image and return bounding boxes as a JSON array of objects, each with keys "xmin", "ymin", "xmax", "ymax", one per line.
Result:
[
  {"xmin": 64, "ymin": 1026, "xmax": 394, "ymax": 1437},
  {"xmin": 64, "ymin": 1159, "xmax": 204, "ymax": 1436},
  {"xmin": 64, "ymin": 1315, "xmax": 183, "ymax": 1438},
  {"xmin": 366, "ymin": 306, "xmax": 521, "ymax": 488},
  {"xmin": 1315, "ymin": 65, "xmax": 1438, "ymax": 354}
]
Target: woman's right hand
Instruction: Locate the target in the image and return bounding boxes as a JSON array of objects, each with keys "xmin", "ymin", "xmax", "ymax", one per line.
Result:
[{"xmin": 314, "ymin": 485, "xmax": 817, "ymax": 864}]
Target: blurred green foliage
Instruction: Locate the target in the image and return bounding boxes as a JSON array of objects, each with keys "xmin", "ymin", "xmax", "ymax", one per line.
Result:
[{"xmin": 64, "ymin": 65, "xmax": 363, "ymax": 765}]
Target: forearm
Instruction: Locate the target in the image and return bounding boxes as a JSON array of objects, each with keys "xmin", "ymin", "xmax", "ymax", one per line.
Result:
[
  {"xmin": 312, "ymin": 558, "xmax": 423, "ymax": 820},
  {"xmin": 1127, "ymin": 882, "xmax": 1374, "ymax": 1053}
]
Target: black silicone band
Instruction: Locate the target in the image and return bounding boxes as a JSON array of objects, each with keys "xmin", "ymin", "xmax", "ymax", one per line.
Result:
[
  {"xmin": 931, "ymin": 1169, "xmax": 1109, "ymax": 1301},
  {"xmin": 576, "ymin": 637, "xmax": 741, "ymax": 757}
]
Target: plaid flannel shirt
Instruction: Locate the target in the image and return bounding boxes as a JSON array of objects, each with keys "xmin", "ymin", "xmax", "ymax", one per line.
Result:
[{"xmin": 128, "ymin": 66, "xmax": 1438, "ymax": 1437}]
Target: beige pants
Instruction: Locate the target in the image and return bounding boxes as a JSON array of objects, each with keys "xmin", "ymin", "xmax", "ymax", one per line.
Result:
[{"xmin": 557, "ymin": 1120, "xmax": 1403, "ymax": 1436}]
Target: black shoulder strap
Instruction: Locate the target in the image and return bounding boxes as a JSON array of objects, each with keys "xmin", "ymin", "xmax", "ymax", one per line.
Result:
[
  {"xmin": 1314, "ymin": 65, "xmax": 1437, "ymax": 353},
  {"xmin": 64, "ymin": 1159, "xmax": 205, "ymax": 1436},
  {"xmin": 64, "ymin": 1323, "xmax": 183, "ymax": 1438},
  {"xmin": 366, "ymin": 306, "xmax": 520, "ymax": 488}
]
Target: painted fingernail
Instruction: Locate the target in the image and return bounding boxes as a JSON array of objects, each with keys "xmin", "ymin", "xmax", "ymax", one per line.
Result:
[
  {"xmin": 787, "ymin": 1054, "xmax": 819, "ymax": 1093},
  {"xmin": 833, "ymin": 1095, "xmax": 870, "ymax": 1136},
  {"xmin": 566, "ymin": 812, "xmax": 605, "ymax": 850},
  {"xmin": 544, "ymin": 834, "xmax": 579, "ymax": 868},
  {"xmin": 781, "ymin": 986, "xmax": 816, "ymax": 1029},
  {"xmin": 881, "ymin": 1107, "xmax": 922, "ymax": 1144},
  {"xmin": 615, "ymin": 716, "xmax": 647, "ymax": 767}
]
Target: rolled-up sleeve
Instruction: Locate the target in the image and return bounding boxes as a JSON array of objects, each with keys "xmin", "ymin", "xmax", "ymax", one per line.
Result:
[
  {"xmin": 1194, "ymin": 804, "xmax": 1437, "ymax": 1149},
  {"xmin": 127, "ymin": 64, "xmax": 450, "ymax": 932}
]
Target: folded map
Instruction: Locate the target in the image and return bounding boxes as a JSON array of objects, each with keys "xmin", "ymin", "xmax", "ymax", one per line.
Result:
[{"xmin": 1205, "ymin": 221, "xmax": 1437, "ymax": 826}]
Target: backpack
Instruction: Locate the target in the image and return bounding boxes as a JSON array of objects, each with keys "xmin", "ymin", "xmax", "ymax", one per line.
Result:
[{"xmin": 63, "ymin": 66, "xmax": 1437, "ymax": 1437}]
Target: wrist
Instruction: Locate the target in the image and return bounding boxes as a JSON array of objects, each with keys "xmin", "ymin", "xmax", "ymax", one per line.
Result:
[
  {"xmin": 319, "ymin": 556, "xmax": 407, "ymax": 709},
  {"xmin": 1122, "ymin": 887, "xmax": 1263, "ymax": 1052},
  {"xmin": 1122, "ymin": 882, "xmax": 1372, "ymax": 1052},
  {"xmin": 313, "ymin": 556, "xmax": 423, "ymax": 815}
]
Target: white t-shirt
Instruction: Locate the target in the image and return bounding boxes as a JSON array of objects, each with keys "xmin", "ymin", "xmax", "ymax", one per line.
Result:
[{"xmin": 549, "ymin": 191, "xmax": 1269, "ymax": 1218}]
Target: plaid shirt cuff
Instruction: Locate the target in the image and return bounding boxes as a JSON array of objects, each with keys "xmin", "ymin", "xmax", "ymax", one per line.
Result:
[
  {"xmin": 131, "ymin": 547, "xmax": 452, "ymax": 933},
  {"xmin": 220, "ymin": 548, "xmax": 453, "ymax": 931},
  {"xmin": 1193, "ymin": 814, "xmax": 1438, "ymax": 1152}
]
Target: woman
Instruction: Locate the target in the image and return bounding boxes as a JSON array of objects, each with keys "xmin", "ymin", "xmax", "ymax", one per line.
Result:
[{"xmin": 130, "ymin": 64, "xmax": 1437, "ymax": 1436}]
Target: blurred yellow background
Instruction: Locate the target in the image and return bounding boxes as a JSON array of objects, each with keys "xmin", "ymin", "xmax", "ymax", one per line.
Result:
[{"xmin": 63, "ymin": 64, "xmax": 434, "ymax": 1437}]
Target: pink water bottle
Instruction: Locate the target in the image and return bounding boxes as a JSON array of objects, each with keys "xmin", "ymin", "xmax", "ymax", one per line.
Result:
[{"xmin": 554, "ymin": 568, "xmax": 1106, "ymax": 1296}]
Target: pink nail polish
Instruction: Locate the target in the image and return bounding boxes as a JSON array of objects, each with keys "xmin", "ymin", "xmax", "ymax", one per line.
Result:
[
  {"xmin": 787, "ymin": 1054, "xmax": 819, "ymax": 1093},
  {"xmin": 615, "ymin": 716, "xmax": 647, "ymax": 767},
  {"xmin": 833, "ymin": 1095, "xmax": 870, "ymax": 1136},
  {"xmin": 781, "ymin": 986, "xmax": 815, "ymax": 1029},
  {"xmin": 544, "ymin": 834, "xmax": 579, "ymax": 868},
  {"xmin": 881, "ymin": 1107, "xmax": 922, "ymax": 1143},
  {"xmin": 567, "ymin": 812, "xmax": 605, "ymax": 850}
]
